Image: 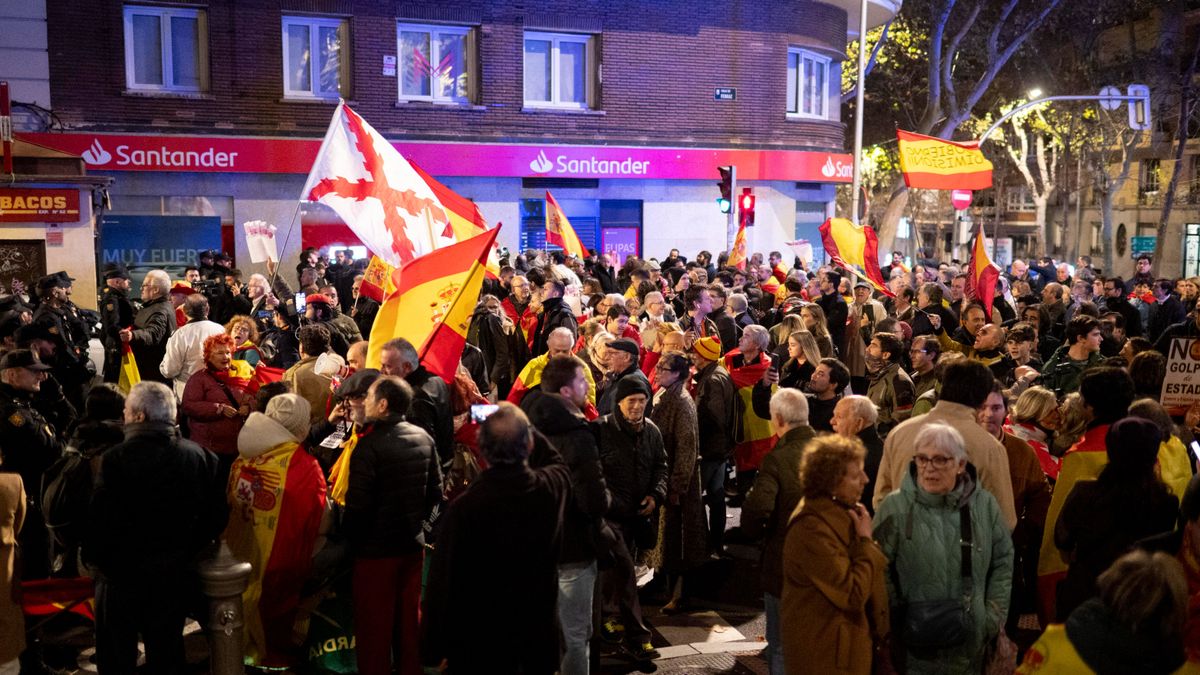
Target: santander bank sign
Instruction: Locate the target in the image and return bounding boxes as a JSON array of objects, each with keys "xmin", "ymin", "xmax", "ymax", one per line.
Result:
[{"xmin": 21, "ymin": 132, "xmax": 854, "ymax": 183}]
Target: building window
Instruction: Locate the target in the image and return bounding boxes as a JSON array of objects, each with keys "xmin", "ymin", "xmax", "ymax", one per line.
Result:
[
  {"xmin": 397, "ymin": 23, "xmax": 474, "ymax": 104},
  {"xmin": 1141, "ymin": 158, "xmax": 1161, "ymax": 194},
  {"xmin": 1005, "ymin": 187, "xmax": 1035, "ymax": 212},
  {"xmin": 282, "ymin": 16, "xmax": 349, "ymax": 100},
  {"xmin": 787, "ymin": 49, "xmax": 830, "ymax": 119},
  {"xmin": 123, "ymin": 5, "xmax": 208, "ymax": 92},
  {"xmin": 523, "ymin": 31, "xmax": 595, "ymax": 109},
  {"xmin": 1091, "ymin": 222, "xmax": 1103, "ymax": 254}
]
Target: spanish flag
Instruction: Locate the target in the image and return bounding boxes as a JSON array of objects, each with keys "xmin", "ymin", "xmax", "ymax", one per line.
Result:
[
  {"xmin": 728, "ymin": 220, "xmax": 748, "ymax": 271},
  {"xmin": 358, "ymin": 255, "xmax": 397, "ymax": 303},
  {"xmin": 409, "ymin": 160, "xmax": 502, "ymax": 278},
  {"xmin": 965, "ymin": 221, "xmax": 1001, "ymax": 318},
  {"xmin": 896, "ymin": 129, "xmax": 993, "ymax": 190},
  {"xmin": 819, "ymin": 217, "xmax": 893, "ymax": 297},
  {"xmin": 506, "ymin": 354, "xmax": 598, "ymax": 418},
  {"xmin": 367, "ymin": 227, "xmax": 500, "ymax": 383},
  {"xmin": 118, "ymin": 342, "xmax": 140, "ymax": 394},
  {"xmin": 545, "ymin": 190, "xmax": 587, "ymax": 259},
  {"xmin": 724, "ymin": 350, "xmax": 776, "ymax": 472}
]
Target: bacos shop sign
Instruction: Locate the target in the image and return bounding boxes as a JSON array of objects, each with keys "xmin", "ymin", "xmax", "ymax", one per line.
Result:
[{"xmin": 21, "ymin": 132, "xmax": 853, "ymax": 183}]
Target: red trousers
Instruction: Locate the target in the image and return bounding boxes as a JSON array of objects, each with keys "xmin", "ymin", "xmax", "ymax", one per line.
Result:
[{"xmin": 352, "ymin": 552, "xmax": 424, "ymax": 675}]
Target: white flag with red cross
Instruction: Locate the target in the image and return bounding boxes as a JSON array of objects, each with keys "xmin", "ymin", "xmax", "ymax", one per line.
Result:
[{"xmin": 302, "ymin": 101, "xmax": 456, "ymax": 268}]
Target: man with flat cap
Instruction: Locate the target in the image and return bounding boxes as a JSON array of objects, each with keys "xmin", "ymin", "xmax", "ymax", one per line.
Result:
[
  {"xmin": 0, "ymin": 348, "xmax": 62, "ymax": 579},
  {"xmin": 100, "ymin": 263, "xmax": 135, "ymax": 383},
  {"xmin": 596, "ymin": 337, "xmax": 650, "ymax": 416},
  {"xmin": 31, "ymin": 272, "xmax": 93, "ymax": 408}
]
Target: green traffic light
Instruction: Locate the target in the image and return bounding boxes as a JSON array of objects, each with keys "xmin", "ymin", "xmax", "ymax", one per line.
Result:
[{"xmin": 717, "ymin": 198, "xmax": 731, "ymax": 213}]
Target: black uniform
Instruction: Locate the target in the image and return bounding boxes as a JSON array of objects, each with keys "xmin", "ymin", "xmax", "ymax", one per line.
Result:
[
  {"xmin": 0, "ymin": 380, "xmax": 63, "ymax": 578},
  {"xmin": 32, "ymin": 301, "xmax": 93, "ymax": 407},
  {"xmin": 100, "ymin": 284, "xmax": 136, "ymax": 382}
]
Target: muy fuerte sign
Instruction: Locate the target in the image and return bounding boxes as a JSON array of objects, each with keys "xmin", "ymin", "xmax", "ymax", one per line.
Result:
[{"xmin": 0, "ymin": 188, "xmax": 81, "ymax": 222}]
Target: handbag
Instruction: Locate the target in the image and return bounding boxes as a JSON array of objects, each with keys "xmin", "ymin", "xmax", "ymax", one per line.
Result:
[{"xmin": 892, "ymin": 500, "xmax": 974, "ymax": 650}]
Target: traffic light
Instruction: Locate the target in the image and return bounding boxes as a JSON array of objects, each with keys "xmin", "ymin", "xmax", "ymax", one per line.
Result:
[
  {"xmin": 717, "ymin": 166, "xmax": 733, "ymax": 213},
  {"xmin": 739, "ymin": 188, "xmax": 755, "ymax": 226}
]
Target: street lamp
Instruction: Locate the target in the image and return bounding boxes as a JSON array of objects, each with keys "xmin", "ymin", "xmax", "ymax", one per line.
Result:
[{"xmin": 1027, "ymin": 88, "xmax": 1044, "ymax": 100}]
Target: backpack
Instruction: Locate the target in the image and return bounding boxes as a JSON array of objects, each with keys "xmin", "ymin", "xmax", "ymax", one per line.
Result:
[{"xmin": 41, "ymin": 447, "xmax": 96, "ymax": 554}]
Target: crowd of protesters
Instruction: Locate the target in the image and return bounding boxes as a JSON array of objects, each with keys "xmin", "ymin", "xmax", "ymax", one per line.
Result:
[{"xmin": 3, "ymin": 243, "xmax": 1200, "ymax": 675}]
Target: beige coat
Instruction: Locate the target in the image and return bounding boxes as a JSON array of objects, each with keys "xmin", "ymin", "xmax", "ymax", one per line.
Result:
[
  {"xmin": 283, "ymin": 356, "xmax": 333, "ymax": 425},
  {"xmin": 872, "ymin": 400, "xmax": 1017, "ymax": 530},
  {"xmin": 0, "ymin": 472, "xmax": 26, "ymax": 663}
]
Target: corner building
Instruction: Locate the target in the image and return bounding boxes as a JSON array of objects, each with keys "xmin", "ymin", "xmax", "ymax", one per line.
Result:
[{"xmin": 21, "ymin": 0, "xmax": 899, "ymax": 275}]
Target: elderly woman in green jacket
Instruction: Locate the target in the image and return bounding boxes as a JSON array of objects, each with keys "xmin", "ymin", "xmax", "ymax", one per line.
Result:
[{"xmin": 874, "ymin": 422, "xmax": 1014, "ymax": 674}]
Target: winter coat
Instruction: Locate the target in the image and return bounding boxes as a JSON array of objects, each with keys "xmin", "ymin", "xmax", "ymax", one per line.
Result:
[
  {"xmin": 422, "ymin": 435, "xmax": 571, "ymax": 674},
  {"xmin": 342, "ymin": 412, "xmax": 442, "ymax": 558},
  {"xmin": 405, "ymin": 364, "xmax": 455, "ymax": 466},
  {"xmin": 521, "ymin": 389, "xmax": 610, "ymax": 564},
  {"xmin": 468, "ymin": 307, "xmax": 530, "ymax": 400},
  {"xmin": 874, "ymin": 463, "xmax": 1014, "ymax": 675},
  {"xmin": 181, "ymin": 367, "xmax": 252, "ymax": 455},
  {"xmin": 865, "ymin": 361, "xmax": 915, "ymax": 436},
  {"xmin": 593, "ymin": 411, "xmax": 667, "ymax": 522},
  {"xmin": 283, "ymin": 356, "xmax": 333, "ymax": 426},
  {"xmin": 225, "ymin": 413, "xmax": 327, "ymax": 668},
  {"xmin": 781, "ymin": 496, "xmax": 889, "ymax": 675},
  {"xmin": 532, "ymin": 296, "xmax": 578, "ymax": 357},
  {"xmin": 741, "ymin": 425, "xmax": 816, "ymax": 596},
  {"xmin": 129, "ymin": 296, "xmax": 176, "ymax": 384},
  {"xmin": 646, "ymin": 383, "xmax": 707, "ymax": 573},
  {"xmin": 0, "ymin": 473, "xmax": 24, "ymax": 664},
  {"xmin": 1039, "ymin": 345, "xmax": 1105, "ymax": 396},
  {"xmin": 84, "ymin": 421, "xmax": 225, "ymax": 582},
  {"xmin": 692, "ymin": 361, "xmax": 736, "ymax": 460}
]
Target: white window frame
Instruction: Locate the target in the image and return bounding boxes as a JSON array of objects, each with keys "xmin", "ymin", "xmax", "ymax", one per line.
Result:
[
  {"xmin": 787, "ymin": 48, "xmax": 830, "ymax": 120},
  {"xmin": 1005, "ymin": 187, "xmax": 1036, "ymax": 212},
  {"xmin": 282, "ymin": 15, "xmax": 350, "ymax": 100},
  {"xmin": 1141, "ymin": 158, "xmax": 1161, "ymax": 193},
  {"xmin": 122, "ymin": 5, "xmax": 208, "ymax": 92},
  {"xmin": 523, "ymin": 31, "xmax": 596, "ymax": 110},
  {"xmin": 396, "ymin": 23, "xmax": 474, "ymax": 104}
]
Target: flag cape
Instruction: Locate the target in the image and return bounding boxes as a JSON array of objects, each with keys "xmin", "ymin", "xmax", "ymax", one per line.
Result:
[
  {"xmin": 303, "ymin": 102, "xmax": 455, "ymax": 267},
  {"xmin": 21, "ymin": 577, "xmax": 94, "ymax": 620},
  {"xmin": 366, "ymin": 228, "xmax": 500, "ymax": 383},
  {"xmin": 358, "ymin": 255, "xmax": 397, "ymax": 303},
  {"xmin": 724, "ymin": 349, "xmax": 777, "ymax": 471},
  {"xmin": 505, "ymin": 353, "xmax": 597, "ymax": 415},
  {"xmin": 896, "ymin": 129, "xmax": 993, "ymax": 190},
  {"xmin": 965, "ymin": 221, "xmax": 1001, "ymax": 318},
  {"xmin": 251, "ymin": 364, "xmax": 286, "ymax": 393},
  {"xmin": 819, "ymin": 218, "xmax": 894, "ymax": 297},
  {"xmin": 728, "ymin": 221, "xmax": 748, "ymax": 271},
  {"xmin": 409, "ymin": 160, "xmax": 502, "ymax": 278},
  {"xmin": 226, "ymin": 442, "xmax": 326, "ymax": 667},
  {"xmin": 118, "ymin": 343, "xmax": 140, "ymax": 393},
  {"xmin": 545, "ymin": 190, "xmax": 587, "ymax": 259}
]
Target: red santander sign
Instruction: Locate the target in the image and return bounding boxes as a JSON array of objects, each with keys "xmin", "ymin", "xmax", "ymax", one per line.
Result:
[{"xmin": 20, "ymin": 132, "xmax": 854, "ymax": 183}]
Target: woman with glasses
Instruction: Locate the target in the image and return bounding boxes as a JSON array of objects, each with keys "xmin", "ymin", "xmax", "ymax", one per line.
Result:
[{"xmin": 874, "ymin": 422, "xmax": 1014, "ymax": 673}]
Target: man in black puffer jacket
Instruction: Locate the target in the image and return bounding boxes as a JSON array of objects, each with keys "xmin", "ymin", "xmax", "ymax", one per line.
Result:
[
  {"xmin": 532, "ymin": 279, "xmax": 578, "ymax": 358},
  {"xmin": 522, "ymin": 356, "xmax": 612, "ymax": 674},
  {"xmin": 343, "ymin": 375, "xmax": 442, "ymax": 675},
  {"xmin": 593, "ymin": 375, "xmax": 667, "ymax": 661}
]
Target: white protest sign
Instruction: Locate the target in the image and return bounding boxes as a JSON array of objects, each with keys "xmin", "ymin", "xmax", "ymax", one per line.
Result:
[
  {"xmin": 1161, "ymin": 337, "xmax": 1200, "ymax": 413},
  {"xmin": 785, "ymin": 239, "xmax": 814, "ymax": 267},
  {"xmin": 242, "ymin": 220, "xmax": 278, "ymax": 263}
]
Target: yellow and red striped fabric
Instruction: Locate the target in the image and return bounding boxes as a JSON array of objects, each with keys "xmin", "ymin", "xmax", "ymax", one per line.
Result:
[
  {"xmin": 118, "ymin": 343, "xmax": 140, "ymax": 394},
  {"xmin": 545, "ymin": 190, "xmax": 587, "ymax": 259},
  {"xmin": 728, "ymin": 220, "xmax": 748, "ymax": 271},
  {"xmin": 897, "ymin": 129, "xmax": 993, "ymax": 190},
  {"xmin": 358, "ymin": 255, "xmax": 398, "ymax": 303},
  {"xmin": 819, "ymin": 217, "xmax": 893, "ymax": 297},
  {"xmin": 965, "ymin": 221, "xmax": 1001, "ymax": 318},
  {"xmin": 724, "ymin": 349, "xmax": 776, "ymax": 471}
]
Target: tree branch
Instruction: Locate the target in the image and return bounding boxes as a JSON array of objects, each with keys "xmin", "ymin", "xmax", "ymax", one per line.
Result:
[
  {"xmin": 842, "ymin": 19, "xmax": 895, "ymax": 105},
  {"xmin": 921, "ymin": 0, "xmax": 958, "ymax": 132},
  {"xmin": 942, "ymin": 0, "xmax": 984, "ymax": 117}
]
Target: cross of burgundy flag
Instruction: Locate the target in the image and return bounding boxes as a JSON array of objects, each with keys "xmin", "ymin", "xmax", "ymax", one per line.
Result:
[{"xmin": 302, "ymin": 102, "xmax": 456, "ymax": 268}]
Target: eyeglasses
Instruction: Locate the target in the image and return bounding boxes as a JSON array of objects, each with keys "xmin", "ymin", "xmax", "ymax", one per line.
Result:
[
  {"xmin": 913, "ymin": 454, "xmax": 955, "ymax": 469},
  {"xmin": 909, "ymin": 348, "xmax": 927, "ymax": 354}
]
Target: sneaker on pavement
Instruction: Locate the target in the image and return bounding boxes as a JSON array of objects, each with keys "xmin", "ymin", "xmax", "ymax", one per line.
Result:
[
  {"xmin": 629, "ymin": 641, "xmax": 660, "ymax": 661},
  {"xmin": 600, "ymin": 618, "xmax": 625, "ymax": 644}
]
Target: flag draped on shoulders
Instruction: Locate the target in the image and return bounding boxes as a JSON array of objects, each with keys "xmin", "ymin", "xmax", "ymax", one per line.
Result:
[
  {"xmin": 366, "ymin": 228, "xmax": 500, "ymax": 383},
  {"xmin": 506, "ymin": 354, "xmax": 598, "ymax": 418},
  {"xmin": 896, "ymin": 129, "xmax": 994, "ymax": 190},
  {"xmin": 724, "ymin": 349, "xmax": 776, "ymax": 472},
  {"xmin": 545, "ymin": 190, "xmax": 587, "ymax": 259},
  {"xmin": 819, "ymin": 217, "xmax": 893, "ymax": 297},
  {"xmin": 302, "ymin": 102, "xmax": 456, "ymax": 268},
  {"xmin": 965, "ymin": 221, "xmax": 1001, "ymax": 317}
]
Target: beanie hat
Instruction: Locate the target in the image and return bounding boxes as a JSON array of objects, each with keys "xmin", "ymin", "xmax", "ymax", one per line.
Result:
[
  {"xmin": 693, "ymin": 336, "xmax": 721, "ymax": 362},
  {"xmin": 608, "ymin": 338, "xmax": 639, "ymax": 360},
  {"xmin": 265, "ymin": 393, "xmax": 311, "ymax": 441},
  {"xmin": 613, "ymin": 374, "xmax": 651, "ymax": 404},
  {"xmin": 1105, "ymin": 417, "xmax": 1162, "ymax": 472}
]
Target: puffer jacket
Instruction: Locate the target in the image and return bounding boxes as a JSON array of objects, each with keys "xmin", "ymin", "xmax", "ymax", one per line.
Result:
[
  {"xmin": 521, "ymin": 389, "xmax": 610, "ymax": 564},
  {"xmin": 342, "ymin": 412, "xmax": 443, "ymax": 558},
  {"xmin": 593, "ymin": 411, "xmax": 667, "ymax": 521},
  {"xmin": 873, "ymin": 463, "xmax": 1014, "ymax": 675}
]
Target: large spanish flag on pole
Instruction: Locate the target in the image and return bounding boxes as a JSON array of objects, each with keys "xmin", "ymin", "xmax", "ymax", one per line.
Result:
[
  {"xmin": 819, "ymin": 217, "xmax": 894, "ymax": 297},
  {"xmin": 409, "ymin": 160, "xmax": 502, "ymax": 278},
  {"xmin": 896, "ymin": 130, "xmax": 994, "ymax": 190},
  {"xmin": 545, "ymin": 190, "xmax": 588, "ymax": 259},
  {"xmin": 965, "ymin": 221, "xmax": 1001, "ymax": 318},
  {"xmin": 366, "ymin": 227, "xmax": 500, "ymax": 383}
]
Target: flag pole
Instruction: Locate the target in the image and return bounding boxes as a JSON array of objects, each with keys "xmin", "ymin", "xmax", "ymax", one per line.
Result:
[{"xmin": 850, "ymin": 0, "xmax": 869, "ymax": 226}]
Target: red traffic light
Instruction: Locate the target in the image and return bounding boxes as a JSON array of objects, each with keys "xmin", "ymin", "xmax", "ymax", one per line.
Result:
[{"xmin": 739, "ymin": 190, "xmax": 755, "ymax": 212}]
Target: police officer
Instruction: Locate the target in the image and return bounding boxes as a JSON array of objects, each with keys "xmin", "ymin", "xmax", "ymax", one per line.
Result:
[
  {"xmin": 15, "ymin": 323, "xmax": 78, "ymax": 435},
  {"xmin": 31, "ymin": 272, "xmax": 92, "ymax": 409},
  {"xmin": 0, "ymin": 348, "xmax": 62, "ymax": 579},
  {"xmin": 100, "ymin": 263, "xmax": 136, "ymax": 383}
]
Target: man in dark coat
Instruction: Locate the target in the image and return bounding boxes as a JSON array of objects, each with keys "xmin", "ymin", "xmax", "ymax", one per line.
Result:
[
  {"xmin": 84, "ymin": 381, "xmax": 225, "ymax": 674},
  {"xmin": 1149, "ymin": 278, "xmax": 1187, "ymax": 344},
  {"xmin": 593, "ymin": 252, "xmax": 619, "ymax": 295},
  {"xmin": 99, "ymin": 263, "xmax": 136, "ymax": 383},
  {"xmin": 596, "ymin": 338, "xmax": 650, "ymax": 416},
  {"xmin": 594, "ymin": 375, "xmax": 667, "ymax": 661},
  {"xmin": 379, "ymin": 337, "xmax": 455, "ymax": 469},
  {"xmin": 532, "ymin": 279, "xmax": 578, "ymax": 358},
  {"xmin": 120, "ymin": 270, "xmax": 176, "ymax": 385},
  {"xmin": 343, "ymin": 376, "xmax": 442, "ymax": 675},
  {"xmin": 815, "ymin": 270, "xmax": 849, "ymax": 355},
  {"xmin": 691, "ymin": 336, "xmax": 735, "ymax": 552},
  {"xmin": 31, "ymin": 272, "xmax": 92, "ymax": 407},
  {"xmin": 522, "ymin": 355, "xmax": 611, "ymax": 674},
  {"xmin": 425, "ymin": 402, "xmax": 571, "ymax": 673},
  {"xmin": 1101, "ymin": 276, "xmax": 1143, "ymax": 338}
]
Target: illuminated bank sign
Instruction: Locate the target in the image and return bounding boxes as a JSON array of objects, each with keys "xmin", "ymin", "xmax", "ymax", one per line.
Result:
[{"xmin": 22, "ymin": 132, "xmax": 854, "ymax": 183}]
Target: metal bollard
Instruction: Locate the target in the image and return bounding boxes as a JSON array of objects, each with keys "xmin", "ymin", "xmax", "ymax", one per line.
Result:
[{"xmin": 198, "ymin": 539, "xmax": 252, "ymax": 675}]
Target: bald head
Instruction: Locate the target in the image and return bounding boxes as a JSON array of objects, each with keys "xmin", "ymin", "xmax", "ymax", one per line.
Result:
[
  {"xmin": 347, "ymin": 340, "xmax": 369, "ymax": 371},
  {"xmin": 478, "ymin": 402, "xmax": 533, "ymax": 466}
]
